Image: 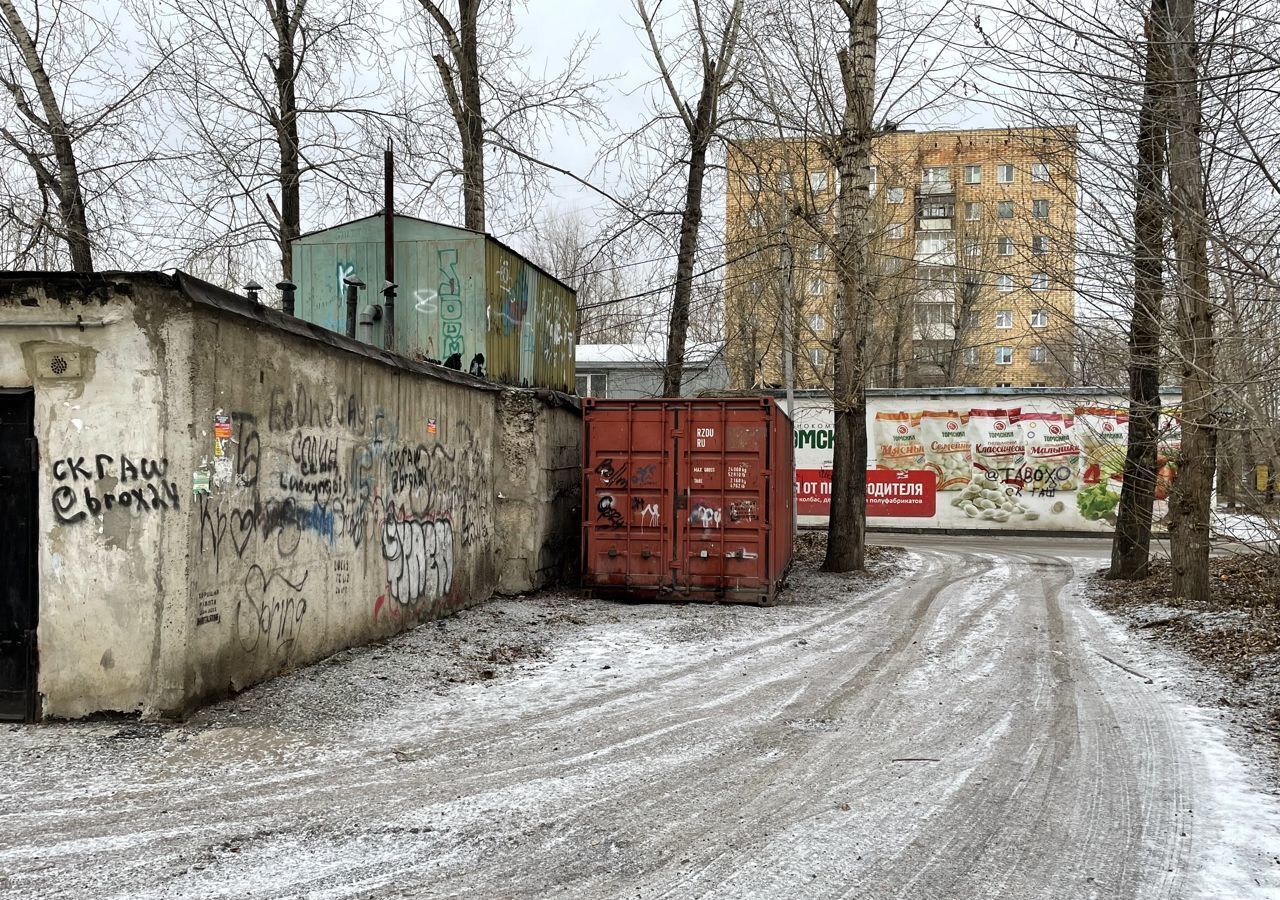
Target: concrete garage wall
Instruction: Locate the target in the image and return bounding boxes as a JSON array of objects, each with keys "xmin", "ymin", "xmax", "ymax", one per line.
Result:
[{"xmin": 0, "ymin": 272, "xmax": 580, "ymax": 719}]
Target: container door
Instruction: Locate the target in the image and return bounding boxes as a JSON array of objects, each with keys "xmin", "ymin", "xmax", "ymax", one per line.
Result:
[
  {"xmin": 680, "ymin": 401, "xmax": 771, "ymax": 599},
  {"xmin": 583, "ymin": 402, "xmax": 672, "ymax": 590},
  {"xmin": 0, "ymin": 392, "xmax": 38, "ymax": 722}
]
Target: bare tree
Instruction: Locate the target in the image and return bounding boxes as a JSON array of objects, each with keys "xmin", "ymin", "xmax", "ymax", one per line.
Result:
[
  {"xmin": 1163, "ymin": 0, "xmax": 1215, "ymax": 602},
  {"xmin": 1110, "ymin": 3, "xmax": 1168, "ymax": 580},
  {"xmin": 628, "ymin": 0, "xmax": 744, "ymax": 396},
  {"xmin": 413, "ymin": 0, "xmax": 604, "ymax": 235},
  {"xmin": 0, "ymin": 0, "xmax": 162, "ymax": 271},
  {"xmin": 134, "ymin": 0, "xmax": 421, "ymax": 284}
]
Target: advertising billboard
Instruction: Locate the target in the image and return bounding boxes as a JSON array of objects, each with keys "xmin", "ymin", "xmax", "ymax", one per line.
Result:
[{"xmin": 792, "ymin": 391, "xmax": 1182, "ymax": 532}]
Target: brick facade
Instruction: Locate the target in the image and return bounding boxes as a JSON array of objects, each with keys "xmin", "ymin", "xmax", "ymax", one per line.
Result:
[{"xmin": 723, "ymin": 126, "xmax": 1078, "ymax": 389}]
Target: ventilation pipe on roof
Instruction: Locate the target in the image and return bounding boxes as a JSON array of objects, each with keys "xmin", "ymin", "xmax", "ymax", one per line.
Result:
[
  {"xmin": 276, "ymin": 280, "xmax": 296, "ymax": 316},
  {"xmin": 343, "ymin": 274, "xmax": 366, "ymax": 338}
]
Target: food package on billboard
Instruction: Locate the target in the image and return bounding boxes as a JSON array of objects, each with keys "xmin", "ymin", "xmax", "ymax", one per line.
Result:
[
  {"xmin": 1020, "ymin": 411, "xmax": 1080, "ymax": 492},
  {"xmin": 968, "ymin": 407, "xmax": 1024, "ymax": 485},
  {"xmin": 1156, "ymin": 411, "xmax": 1182, "ymax": 500},
  {"xmin": 918, "ymin": 409, "xmax": 971, "ymax": 490},
  {"xmin": 874, "ymin": 410, "xmax": 925, "ymax": 471},
  {"xmin": 1075, "ymin": 407, "xmax": 1128, "ymax": 486}
]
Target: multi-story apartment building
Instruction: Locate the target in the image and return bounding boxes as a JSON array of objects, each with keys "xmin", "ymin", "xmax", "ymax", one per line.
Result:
[{"xmin": 723, "ymin": 126, "xmax": 1077, "ymax": 389}]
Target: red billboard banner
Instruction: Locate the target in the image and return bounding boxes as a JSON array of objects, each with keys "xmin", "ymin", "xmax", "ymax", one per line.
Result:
[
  {"xmin": 866, "ymin": 468, "xmax": 937, "ymax": 517},
  {"xmin": 795, "ymin": 468, "xmax": 937, "ymax": 517},
  {"xmin": 795, "ymin": 467, "xmax": 832, "ymax": 515}
]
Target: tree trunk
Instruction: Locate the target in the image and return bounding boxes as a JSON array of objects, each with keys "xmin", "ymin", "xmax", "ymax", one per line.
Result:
[
  {"xmin": 1110, "ymin": 3, "xmax": 1167, "ymax": 581},
  {"xmin": 269, "ymin": 0, "xmax": 301, "ymax": 281},
  {"xmin": 0, "ymin": 0, "xmax": 93, "ymax": 271},
  {"xmin": 823, "ymin": 0, "xmax": 877, "ymax": 573},
  {"xmin": 663, "ymin": 136, "xmax": 709, "ymax": 396},
  {"xmin": 1164, "ymin": 0, "xmax": 1216, "ymax": 603},
  {"xmin": 458, "ymin": 0, "xmax": 484, "ymax": 232}
]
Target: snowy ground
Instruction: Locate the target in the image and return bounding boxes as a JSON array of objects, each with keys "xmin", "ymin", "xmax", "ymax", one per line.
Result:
[{"xmin": 3, "ymin": 536, "xmax": 1280, "ymax": 899}]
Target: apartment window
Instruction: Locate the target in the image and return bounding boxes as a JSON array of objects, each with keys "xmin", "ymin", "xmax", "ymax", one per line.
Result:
[
  {"xmin": 1031, "ymin": 308, "xmax": 1048, "ymax": 327},
  {"xmin": 1032, "ymin": 199, "xmax": 1050, "ymax": 218},
  {"xmin": 1031, "ymin": 162, "xmax": 1050, "ymax": 182},
  {"xmin": 575, "ymin": 372, "xmax": 608, "ymax": 398},
  {"xmin": 810, "ymin": 170, "xmax": 829, "ymax": 192},
  {"xmin": 962, "ymin": 347, "xmax": 979, "ymax": 366},
  {"xmin": 997, "ymin": 236, "xmax": 1014, "ymax": 256},
  {"xmin": 1029, "ymin": 345, "xmax": 1048, "ymax": 364},
  {"xmin": 810, "ymin": 243, "xmax": 827, "ymax": 261},
  {"xmin": 922, "ymin": 166, "xmax": 951, "ymax": 185},
  {"xmin": 747, "ymin": 209, "xmax": 763, "ymax": 228},
  {"xmin": 1032, "ymin": 235, "xmax": 1049, "ymax": 255},
  {"xmin": 995, "ymin": 347, "xmax": 1013, "ymax": 365},
  {"xmin": 997, "ymin": 274, "xmax": 1014, "ymax": 292},
  {"xmin": 916, "ymin": 235, "xmax": 955, "ymax": 256},
  {"xmin": 887, "ymin": 223, "xmax": 904, "ymax": 240},
  {"xmin": 779, "ymin": 172, "xmax": 794, "ymax": 191},
  {"xmin": 964, "ymin": 165, "xmax": 982, "ymax": 184},
  {"xmin": 964, "ymin": 201, "xmax": 981, "ymax": 221},
  {"xmin": 1031, "ymin": 272, "xmax": 1049, "ymax": 291},
  {"xmin": 809, "ymin": 347, "xmax": 825, "ymax": 368},
  {"xmin": 809, "ymin": 313, "xmax": 826, "ymax": 333},
  {"xmin": 997, "ymin": 163, "xmax": 1014, "ymax": 183},
  {"xmin": 995, "ymin": 381, "xmax": 1013, "ymax": 388},
  {"xmin": 809, "ymin": 276, "xmax": 824, "ymax": 296},
  {"xmin": 869, "ymin": 165, "xmax": 878, "ymax": 196},
  {"xmin": 964, "ymin": 238, "xmax": 980, "ymax": 257},
  {"xmin": 887, "ymin": 186, "xmax": 905, "ymax": 204},
  {"xmin": 916, "ymin": 303, "xmax": 952, "ymax": 326},
  {"xmin": 995, "ymin": 310, "xmax": 1014, "ymax": 329},
  {"xmin": 1029, "ymin": 381, "xmax": 1048, "ymax": 387},
  {"xmin": 997, "ymin": 200, "xmax": 1014, "ymax": 219},
  {"xmin": 746, "ymin": 174, "xmax": 761, "ymax": 192}
]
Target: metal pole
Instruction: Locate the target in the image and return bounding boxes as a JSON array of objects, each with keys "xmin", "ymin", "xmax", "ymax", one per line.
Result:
[
  {"xmin": 383, "ymin": 141, "xmax": 396, "ymax": 352},
  {"xmin": 780, "ymin": 245, "xmax": 795, "ymax": 422},
  {"xmin": 781, "ymin": 244, "xmax": 797, "ymax": 541}
]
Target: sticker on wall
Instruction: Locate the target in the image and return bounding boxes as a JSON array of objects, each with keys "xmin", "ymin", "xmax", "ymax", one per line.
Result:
[
  {"xmin": 192, "ymin": 469, "xmax": 211, "ymax": 495},
  {"xmin": 196, "ymin": 589, "xmax": 220, "ymax": 625},
  {"xmin": 213, "ymin": 414, "xmax": 232, "ymax": 457},
  {"xmin": 427, "ymin": 418, "xmax": 438, "ymax": 435}
]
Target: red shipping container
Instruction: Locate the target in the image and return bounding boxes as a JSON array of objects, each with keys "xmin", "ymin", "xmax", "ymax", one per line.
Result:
[{"xmin": 582, "ymin": 398, "xmax": 795, "ymax": 605}]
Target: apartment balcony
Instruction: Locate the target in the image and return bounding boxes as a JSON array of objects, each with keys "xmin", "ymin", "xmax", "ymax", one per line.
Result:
[
  {"xmin": 912, "ymin": 323, "xmax": 955, "ymax": 341},
  {"xmin": 914, "ymin": 245, "xmax": 956, "ymax": 266},
  {"xmin": 917, "ymin": 218, "xmax": 952, "ymax": 231}
]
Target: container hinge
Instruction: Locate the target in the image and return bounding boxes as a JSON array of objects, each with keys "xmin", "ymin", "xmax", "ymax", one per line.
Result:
[
  {"xmin": 675, "ymin": 495, "xmax": 688, "ymax": 510},
  {"xmin": 608, "ymin": 547, "xmax": 618, "ymax": 558}
]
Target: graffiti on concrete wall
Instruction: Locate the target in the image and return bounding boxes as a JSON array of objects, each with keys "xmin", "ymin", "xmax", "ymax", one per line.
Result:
[
  {"xmin": 235, "ymin": 564, "xmax": 309, "ymax": 663},
  {"xmin": 50, "ymin": 453, "xmax": 179, "ymax": 524},
  {"xmin": 193, "ymin": 375, "xmax": 494, "ymax": 657},
  {"xmin": 381, "ymin": 513, "xmax": 454, "ymax": 610}
]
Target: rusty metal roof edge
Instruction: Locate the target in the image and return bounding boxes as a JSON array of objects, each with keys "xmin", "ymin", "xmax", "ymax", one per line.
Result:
[
  {"xmin": 168, "ymin": 270, "xmax": 506, "ymax": 393},
  {"xmin": 0, "ymin": 269, "xmax": 508, "ymax": 395}
]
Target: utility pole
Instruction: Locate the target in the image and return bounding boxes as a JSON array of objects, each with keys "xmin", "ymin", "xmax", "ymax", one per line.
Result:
[{"xmin": 781, "ymin": 245, "xmax": 795, "ymax": 422}]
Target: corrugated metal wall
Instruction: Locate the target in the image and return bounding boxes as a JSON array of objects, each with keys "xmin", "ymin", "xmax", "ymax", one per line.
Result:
[
  {"xmin": 483, "ymin": 241, "xmax": 576, "ymax": 391},
  {"xmin": 293, "ymin": 216, "xmax": 575, "ymax": 391}
]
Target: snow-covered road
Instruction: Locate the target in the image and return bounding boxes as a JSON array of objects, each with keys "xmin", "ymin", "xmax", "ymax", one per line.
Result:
[{"xmin": 3, "ymin": 537, "xmax": 1279, "ymax": 899}]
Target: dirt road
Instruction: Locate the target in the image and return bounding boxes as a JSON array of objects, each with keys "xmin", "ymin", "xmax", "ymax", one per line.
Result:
[{"xmin": 2, "ymin": 538, "xmax": 1278, "ymax": 899}]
